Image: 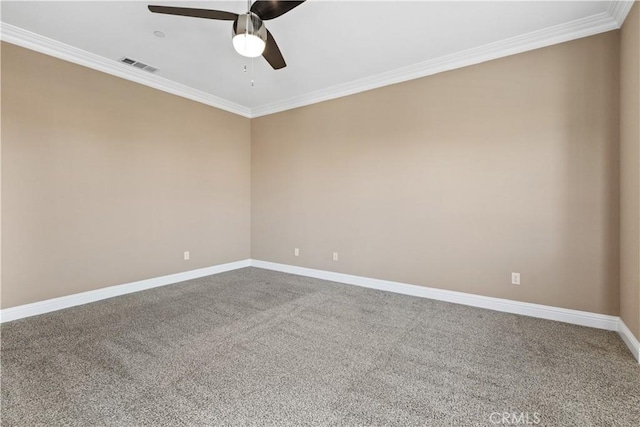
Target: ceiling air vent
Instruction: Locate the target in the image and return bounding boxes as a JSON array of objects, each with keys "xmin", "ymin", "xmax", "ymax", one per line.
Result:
[{"xmin": 118, "ymin": 57, "xmax": 159, "ymax": 74}]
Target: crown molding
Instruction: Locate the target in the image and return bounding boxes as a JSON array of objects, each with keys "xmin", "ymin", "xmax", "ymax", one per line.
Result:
[
  {"xmin": 0, "ymin": 23, "xmax": 252, "ymax": 118},
  {"xmin": 608, "ymin": 0, "xmax": 635, "ymax": 27},
  {"xmin": 1, "ymin": 3, "xmax": 630, "ymax": 119},
  {"xmin": 251, "ymin": 10, "xmax": 620, "ymax": 117}
]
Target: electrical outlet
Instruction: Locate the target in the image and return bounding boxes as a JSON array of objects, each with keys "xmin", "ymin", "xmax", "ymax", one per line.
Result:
[
  {"xmin": 511, "ymin": 272, "xmax": 520, "ymax": 285},
  {"xmin": 184, "ymin": 251, "xmax": 190, "ymax": 261},
  {"xmin": 333, "ymin": 252, "xmax": 338, "ymax": 261},
  {"xmin": 294, "ymin": 248, "xmax": 300, "ymax": 257}
]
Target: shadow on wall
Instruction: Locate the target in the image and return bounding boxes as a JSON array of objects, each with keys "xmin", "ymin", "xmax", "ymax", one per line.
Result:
[{"xmin": 559, "ymin": 33, "xmax": 619, "ymax": 316}]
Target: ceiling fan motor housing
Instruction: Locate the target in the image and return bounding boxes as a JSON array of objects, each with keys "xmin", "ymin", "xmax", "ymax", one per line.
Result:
[{"xmin": 233, "ymin": 12, "xmax": 267, "ymax": 43}]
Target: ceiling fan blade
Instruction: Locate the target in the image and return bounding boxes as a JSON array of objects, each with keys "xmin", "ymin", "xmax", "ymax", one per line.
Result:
[
  {"xmin": 263, "ymin": 30, "xmax": 286, "ymax": 70},
  {"xmin": 250, "ymin": 1, "xmax": 305, "ymax": 20},
  {"xmin": 148, "ymin": 6, "xmax": 238, "ymax": 21}
]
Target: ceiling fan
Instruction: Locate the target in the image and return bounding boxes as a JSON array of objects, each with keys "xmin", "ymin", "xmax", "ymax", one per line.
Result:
[{"xmin": 148, "ymin": 1, "xmax": 306, "ymax": 70}]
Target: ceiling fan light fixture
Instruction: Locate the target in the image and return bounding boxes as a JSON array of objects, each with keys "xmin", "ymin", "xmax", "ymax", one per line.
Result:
[
  {"xmin": 232, "ymin": 13, "xmax": 267, "ymax": 58},
  {"xmin": 148, "ymin": 1, "xmax": 306, "ymax": 69},
  {"xmin": 233, "ymin": 33, "xmax": 265, "ymax": 57}
]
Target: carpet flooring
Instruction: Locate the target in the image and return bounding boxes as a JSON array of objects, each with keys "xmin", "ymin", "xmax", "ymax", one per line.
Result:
[{"xmin": 1, "ymin": 267, "xmax": 639, "ymax": 426}]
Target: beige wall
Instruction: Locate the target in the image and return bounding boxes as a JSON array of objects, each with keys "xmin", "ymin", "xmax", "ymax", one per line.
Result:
[
  {"xmin": 0, "ymin": 28, "xmax": 629, "ymax": 319},
  {"xmin": 1, "ymin": 43, "xmax": 251, "ymax": 308},
  {"xmin": 620, "ymin": 3, "xmax": 640, "ymax": 340},
  {"xmin": 252, "ymin": 32, "xmax": 621, "ymax": 315}
]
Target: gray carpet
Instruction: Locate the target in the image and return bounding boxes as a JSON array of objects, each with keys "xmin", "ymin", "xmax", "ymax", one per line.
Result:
[{"xmin": 1, "ymin": 267, "xmax": 638, "ymax": 426}]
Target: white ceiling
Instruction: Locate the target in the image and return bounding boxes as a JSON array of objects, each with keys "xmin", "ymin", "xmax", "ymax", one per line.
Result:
[{"xmin": 0, "ymin": 1, "xmax": 632, "ymax": 117}]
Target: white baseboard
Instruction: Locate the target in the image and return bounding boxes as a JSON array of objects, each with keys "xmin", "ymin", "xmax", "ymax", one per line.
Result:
[
  {"xmin": 618, "ymin": 319, "xmax": 640, "ymax": 363},
  {"xmin": 0, "ymin": 259, "xmax": 251, "ymax": 323},
  {"xmin": 250, "ymin": 260, "xmax": 619, "ymax": 330},
  {"xmin": 2, "ymin": 257, "xmax": 637, "ymax": 363},
  {"xmin": 251, "ymin": 260, "xmax": 640, "ymax": 362},
  {"xmin": 251, "ymin": 260, "xmax": 639, "ymax": 362}
]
